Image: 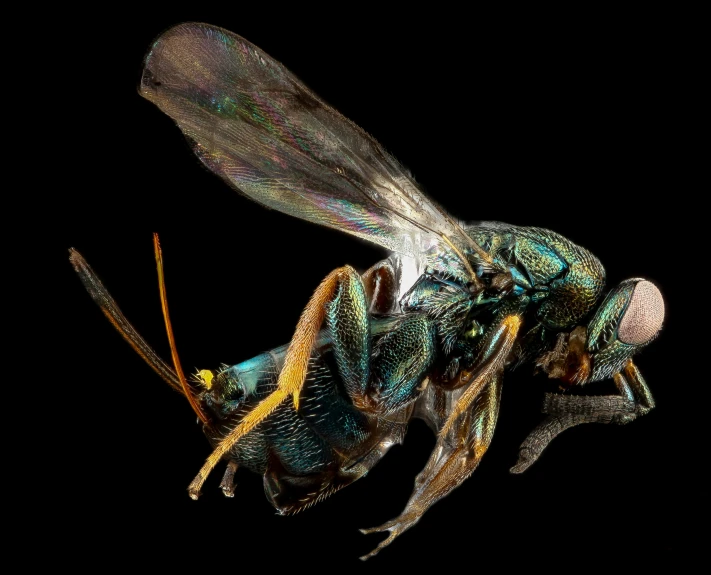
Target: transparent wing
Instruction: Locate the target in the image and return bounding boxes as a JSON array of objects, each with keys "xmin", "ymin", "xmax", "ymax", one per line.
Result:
[{"xmin": 140, "ymin": 23, "xmax": 491, "ymax": 283}]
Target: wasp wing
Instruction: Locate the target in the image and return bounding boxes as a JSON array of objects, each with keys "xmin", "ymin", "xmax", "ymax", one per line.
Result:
[{"xmin": 140, "ymin": 23, "xmax": 489, "ymax": 283}]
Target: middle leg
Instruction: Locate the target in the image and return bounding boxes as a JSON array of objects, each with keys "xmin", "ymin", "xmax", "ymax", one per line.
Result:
[{"xmin": 361, "ymin": 372, "xmax": 503, "ymax": 559}]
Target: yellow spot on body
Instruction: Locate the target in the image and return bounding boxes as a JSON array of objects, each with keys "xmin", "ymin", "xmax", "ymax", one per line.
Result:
[{"xmin": 198, "ymin": 370, "xmax": 214, "ymax": 390}]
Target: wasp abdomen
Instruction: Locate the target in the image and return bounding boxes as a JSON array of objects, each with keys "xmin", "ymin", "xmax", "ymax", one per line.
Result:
[{"xmin": 203, "ymin": 349, "xmax": 409, "ymax": 512}]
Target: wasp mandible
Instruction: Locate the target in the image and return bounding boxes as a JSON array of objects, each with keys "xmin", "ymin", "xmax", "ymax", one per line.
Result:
[{"xmin": 70, "ymin": 22, "xmax": 665, "ymax": 560}]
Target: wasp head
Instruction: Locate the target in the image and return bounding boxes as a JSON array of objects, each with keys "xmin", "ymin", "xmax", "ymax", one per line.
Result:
[
  {"xmin": 536, "ymin": 279, "xmax": 665, "ymax": 385},
  {"xmin": 585, "ymin": 278, "xmax": 665, "ymax": 381}
]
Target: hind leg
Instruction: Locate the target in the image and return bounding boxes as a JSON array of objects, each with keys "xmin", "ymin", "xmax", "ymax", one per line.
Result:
[{"xmin": 188, "ymin": 264, "xmax": 437, "ymax": 497}]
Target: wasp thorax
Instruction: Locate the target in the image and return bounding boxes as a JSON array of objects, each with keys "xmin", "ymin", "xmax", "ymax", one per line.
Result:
[{"xmin": 618, "ymin": 280, "xmax": 665, "ymax": 346}]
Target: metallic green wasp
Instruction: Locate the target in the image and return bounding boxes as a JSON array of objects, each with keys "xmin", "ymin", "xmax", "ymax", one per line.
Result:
[{"xmin": 70, "ymin": 22, "xmax": 665, "ymax": 560}]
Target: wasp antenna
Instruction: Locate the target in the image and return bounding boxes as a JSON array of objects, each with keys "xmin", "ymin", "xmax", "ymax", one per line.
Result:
[
  {"xmin": 69, "ymin": 248, "xmax": 184, "ymax": 394},
  {"xmin": 153, "ymin": 233, "xmax": 209, "ymax": 424}
]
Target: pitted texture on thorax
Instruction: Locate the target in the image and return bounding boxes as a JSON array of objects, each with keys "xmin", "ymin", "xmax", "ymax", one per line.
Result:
[
  {"xmin": 466, "ymin": 223, "xmax": 605, "ymax": 330},
  {"xmin": 527, "ymin": 227, "xmax": 605, "ymax": 329}
]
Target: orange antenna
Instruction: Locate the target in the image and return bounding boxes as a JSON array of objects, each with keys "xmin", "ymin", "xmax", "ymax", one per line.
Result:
[{"xmin": 153, "ymin": 233, "xmax": 209, "ymax": 424}]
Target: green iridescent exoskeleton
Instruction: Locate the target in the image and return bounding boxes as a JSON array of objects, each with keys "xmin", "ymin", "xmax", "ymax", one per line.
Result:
[{"xmin": 70, "ymin": 22, "xmax": 666, "ymax": 561}]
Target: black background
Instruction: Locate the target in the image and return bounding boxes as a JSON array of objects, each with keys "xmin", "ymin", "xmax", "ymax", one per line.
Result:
[{"xmin": 49, "ymin": 7, "xmax": 703, "ymax": 571}]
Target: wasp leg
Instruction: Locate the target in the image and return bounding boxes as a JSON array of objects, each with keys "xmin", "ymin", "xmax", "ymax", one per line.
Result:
[
  {"xmin": 439, "ymin": 315, "xmax": 521, "ymax": 436},
  {"xmin": 360, "ymin": 373, "xmax": 503, "ymax": 560},
  {"xmin": 365, "ymin": 314, "xmax": 438, "ymax": 414},
  {"xmin": 327, "ymin": 262, "xmax": 437, "ymax": 414},
  {"xmin": 362, "ymin": 260, "xmax": 397, "ymax": 314},
  {"xmin": 187, "ymin": 266, "xmax": 357, "ymax": 499},
  {"xmin": 511, "ymin": 359, "xmax": 654, "ymax": 473},
  {"xmin": 621, "ymin": 360, "xmax": 655, "ymax": 414},
  {"xmin": 359, "ymin": 313, "xmax": 521, "ymax": 558},
  {"xmin": 219, "ymin": 461, "xmax": 239, "ymax": 498},
  {"xmin": 326, "ymin": 266, "xmax": 372, "ymax": 404}
]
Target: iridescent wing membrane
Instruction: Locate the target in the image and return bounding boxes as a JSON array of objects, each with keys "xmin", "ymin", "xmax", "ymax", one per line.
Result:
[{"xmin": 139, "ymin": 23, "xmax": 490, "ymax": 284}]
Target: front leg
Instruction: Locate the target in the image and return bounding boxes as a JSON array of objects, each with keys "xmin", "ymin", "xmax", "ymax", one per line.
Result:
[
  {"xmin": 514, "ymin": 277, "xmax": 664, "ymax": 473},
  {"xmin": 511, "ymin": 359, "xmax": 654, "ymax": 473}
]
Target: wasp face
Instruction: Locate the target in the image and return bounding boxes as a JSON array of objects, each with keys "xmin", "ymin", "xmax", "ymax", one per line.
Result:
[
  {"xmin": 585, "ymin": 279, "xmax": 665, "ymax": 382},
  {"xmin": 535, "ymin": 279, "xmax": 665, "ymax": 386}
]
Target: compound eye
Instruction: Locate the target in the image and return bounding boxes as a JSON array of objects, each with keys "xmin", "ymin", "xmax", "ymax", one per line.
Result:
[{"xmin": 618, "ymin": 280, "xmax": 665, "ymax": 345}]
